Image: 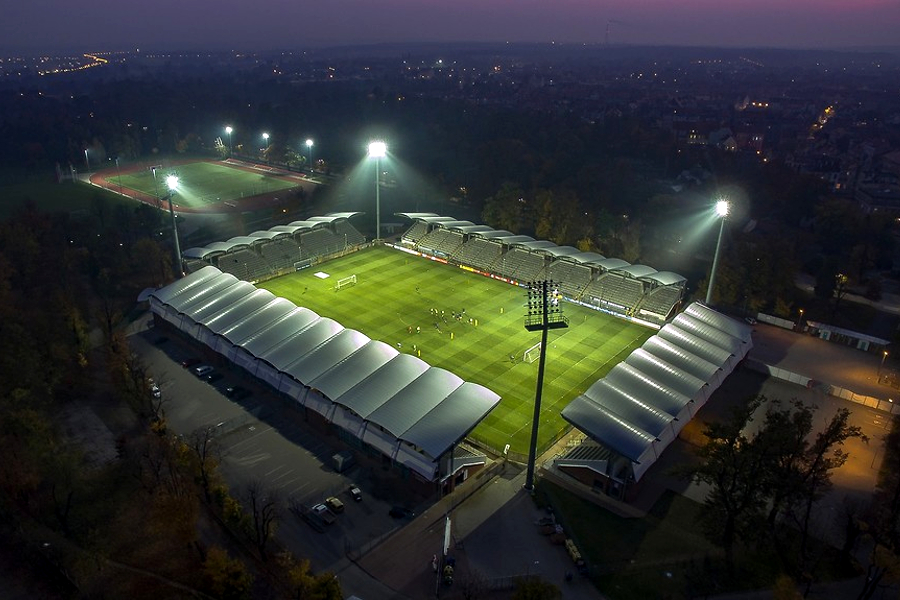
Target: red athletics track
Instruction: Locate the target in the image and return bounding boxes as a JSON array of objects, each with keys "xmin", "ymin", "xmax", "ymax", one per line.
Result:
[{"xmin": 88, "ymin": 157, "xmax": 315, "ymax": 215}]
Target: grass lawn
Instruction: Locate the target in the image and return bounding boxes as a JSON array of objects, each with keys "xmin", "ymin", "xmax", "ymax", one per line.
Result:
[
  {"xmin": 115, "ymin": 161, "xmax": 298, "ymax": 208},
  {"xmin": 0, "ymin": 180, "xmax": 132, "ymax": 220},
  {"xmin": 538, "ymin": 481, "xmax": 718, "ymax": 600},
  {"xmin": 258, "ymin": 246, "xmax": 652, "ymax": 455}
]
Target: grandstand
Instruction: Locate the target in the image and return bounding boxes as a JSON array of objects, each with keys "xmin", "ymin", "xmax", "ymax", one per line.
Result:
[
  {"xmin": 395, "ymin": 213, "xmax": 686, "ymax": 324},
  {"xmin": 182, "ymin": 212, "xmax": 366, "ymax": 282},
  {"xmin": 149, "ymin": 266, "xmax": 500, "ymax": 487},
  {"xmin": 559, "ymin": 302, "xmax": 752, "ymax": 500}
]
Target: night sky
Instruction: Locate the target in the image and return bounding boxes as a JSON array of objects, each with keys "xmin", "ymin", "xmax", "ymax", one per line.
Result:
[{"xmin": 3, "ymin": 0, "xmax": 900, "ymax": 51}]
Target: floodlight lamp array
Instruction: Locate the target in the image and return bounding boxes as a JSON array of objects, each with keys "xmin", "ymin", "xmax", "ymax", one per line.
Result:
[{"xmin": 524, "ymin": 280, "xmax": 569, "ymax": 331}]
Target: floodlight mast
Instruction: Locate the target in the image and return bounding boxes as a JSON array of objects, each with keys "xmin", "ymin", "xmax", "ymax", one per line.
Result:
[
  {"xmin": 305, "ymin": 139, "xmax": 314, "ymax": 172},
  {"xmin": 705, "ymin": 199, "xmax": 730, "ymax": 306},
  {"xmin": 523, "ymin": 280, "xmax": 568, "ymax": 492},
  {"xmin": 166, "ymin": 175, "xmax": 183, "ymax": 276},
  {"xmin": 368, "ymin": 141, "xmax": 387, "ymax": 240},
  {"xmin": 225, "ymin": 126, "xmax": 233, "ymax": 156}
]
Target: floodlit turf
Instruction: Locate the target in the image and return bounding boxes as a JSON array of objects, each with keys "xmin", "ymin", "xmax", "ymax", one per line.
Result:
[
  {"xmin": 259, "ymin": 246, "xmax": 652, "ymax": 455},
  {"xmin": 115, "ymin": 161, "xmax": 298, "ymax": 208}
]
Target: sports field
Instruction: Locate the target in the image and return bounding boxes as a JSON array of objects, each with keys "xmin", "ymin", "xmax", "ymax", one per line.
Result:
[
  {"xmin": 259, "ymin": 246, "xmax": 652, "ymax": 457},
  {"xmin": 115, "ymin": 161, "xmax": 298, "ymax": 209}
]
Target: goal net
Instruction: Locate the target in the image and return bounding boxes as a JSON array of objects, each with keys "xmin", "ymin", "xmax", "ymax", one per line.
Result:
[
  {"xmin": 523, "ymin": 342, "xmax": 542, "ymax": 364},
  {"xmin": 334, "ymin": 274, "xmax": 357, "ymax": 291}
]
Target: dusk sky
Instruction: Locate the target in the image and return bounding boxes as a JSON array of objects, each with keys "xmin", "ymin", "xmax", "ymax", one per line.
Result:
[{"xmin": 3, "ymin": 0, "xmax": 900, "ymax": 52}]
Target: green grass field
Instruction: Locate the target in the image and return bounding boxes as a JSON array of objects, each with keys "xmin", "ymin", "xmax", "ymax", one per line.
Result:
[
  {"xmin": 259, "ymin": 246, "xmax": 652, "ymax": 456},
  {"xmin": 116, "ymin": 161, "xmax": 298, "ymax": 208}
]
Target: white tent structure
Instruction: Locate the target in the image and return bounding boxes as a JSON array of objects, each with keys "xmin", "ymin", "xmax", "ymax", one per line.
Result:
[
  {"xmin": 149, "ymin": 267, "xmax": 501, "ymax": 483},
  {"xmin": 561, "ymin": 302, "xmax": 752, "ymax": 487}
]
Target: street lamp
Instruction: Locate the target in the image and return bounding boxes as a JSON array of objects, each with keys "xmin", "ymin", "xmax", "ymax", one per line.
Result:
[
  {"xmin": 705, "ymin": 199, "xmax": 730, "ymax": 305},
  {"xmin": 367, "ymin": 140, "xmax": 387, "ymax": 241},
  {"xmin": 880, "ymin": 350, "xmax": 889, "ymax": 379},
  {"xmin": 305, "ymin": 139, "xmax": 314, "ymax": 172},
  {"xmin": 225, "ymin": 126, "xmax": 233, "ymax": 156},
  {"xmin": 165, "ymin": 175, "xmax": 183, "ymax": 276},
  {"xmin": 83, "ymin": 149, "xmax": 90, "ymax": 172},
  {"xmin": 797, "ymin": 308, "xmax": 805, "ymax": 330}
]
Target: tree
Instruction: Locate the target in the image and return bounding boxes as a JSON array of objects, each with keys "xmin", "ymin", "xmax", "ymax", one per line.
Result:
[
  {"xmin": 482, "ymin": 182, "xmax": 528, "ymax": 234},
  {"xmin": 277, "ymin": 552, "xmax": 343, "ymax": 600},
  {"xmin": 512, "ymin": 576, "xmax": 561, "ymax": 600},
  {"xmin": 680, "ymin": 397, "xmax": 769, "ymax": 568},
  {"xmin": 245, "ymin": 479, "xmax": 278, "ymax": 561},
  {"xmin": 203, "ymin": 546, "xmax": 253, "ymax": 600},
  {"xmin": 188, "ymin": 426, "xmax": 220, "ymax": 503}
]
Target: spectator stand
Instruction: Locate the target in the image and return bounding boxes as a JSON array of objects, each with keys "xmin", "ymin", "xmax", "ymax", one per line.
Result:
[{"xmin": 636, "ymin": 271, "xmax": 687, "ymax": 324}]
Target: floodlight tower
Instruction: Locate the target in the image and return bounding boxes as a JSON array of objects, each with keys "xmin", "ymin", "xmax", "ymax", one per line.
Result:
[
  {"xmin": 262, "ymin": 132, "xmax": 270, "ymax": 150},
  {"xmin": 305, "ymin": 139, "xmax": 314, "ymax": 172},
  {"xmin": 523, "ymin": 280, "xmax": 569, "ymax": 491},
  {"xmin": 367, "ymin": 141, "xmax": 387, "ymax": 241},
  {"xmin": 225, "ymin": 126, "xmax": 233, "ymax": 156},
  {"xmin": 705, "ymin": 199, "xmax": 730, "ymax": 305},
  {"xmin": 166, "ymin": 175, "xmax": 183, "ymax": 276}
]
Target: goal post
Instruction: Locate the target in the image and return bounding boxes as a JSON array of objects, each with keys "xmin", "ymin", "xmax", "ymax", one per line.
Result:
[
  {"xmin": 334, "ymin": 274, "xmax": 357, "ymax": 291},
  {"xmin": 523, "ymin": 342, "xmax": 542, "ymax": 364}
]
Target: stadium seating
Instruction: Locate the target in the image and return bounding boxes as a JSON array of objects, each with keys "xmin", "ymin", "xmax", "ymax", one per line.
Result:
[
  {"xmin": 494, "ymin": 248, "xmax": 546, "ymax": 282},
  {"xmin": 216, "ymin": 248, "xmax": 271, "ymax": 282},
  {"xmin": 583, "ymin": 273, "xmax": 646, "ymax": 314},
  {"xmin": 402, "ymin": 221, "xmax": 429, "ymax": 244},
  {"xmin": 417, "ymin": 229, "xmax": 464, "ymax": 256},
  {"xmin": 260, "ymin": 238, "xmax": 302, "ymax": 271},
  {"xmin": 452, "ymin": 238, "xmax": 503, "ymax": 271},
  {"xmin": 547, "ymin": 260, "xmax": 592, "ymax": 299},
  {"xmin": 334, "ymin": 220, "xmax": 366, "ymax": 246},
  {"xmin": 638, "ymin": 286, "xmax": 683, "ymax": 321},
  {"xmin": 299, "ymin": 229, "xmax": 344, "ymax": 259}
]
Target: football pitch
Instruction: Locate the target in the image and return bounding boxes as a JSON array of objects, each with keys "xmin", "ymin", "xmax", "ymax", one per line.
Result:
[
  {"xmin": 259, "ymin": 246, "xmax": 653, "ymax": 457},
  {"xmin": 115, "ymin": 161, "xmax": 298, "ymax": 208}
]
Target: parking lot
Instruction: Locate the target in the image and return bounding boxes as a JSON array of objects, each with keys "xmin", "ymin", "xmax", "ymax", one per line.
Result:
[{"xmin": 132, "ymin": 326, "xmax": 424, "ymax": 574}]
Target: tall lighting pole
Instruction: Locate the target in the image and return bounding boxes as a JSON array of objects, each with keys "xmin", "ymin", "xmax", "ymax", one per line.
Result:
[
  {"xmin": 225, "ymin": 126, "xmax": 233, "ymax": 156},
  {"xmin": 165, "ymin": 175, "xmax": 183, "ymax": 276},
  {"xmin": 305, "ymin": 139, "xmax": 314, "ymax": 172},
  {"xmin": 262, "ymin": 132, "xmax": 270, "ymax": 157},
  {"xmin": 705, "ymin": 199, "xmax": 730, "ymax": 305},
  {"xmin": 523, "ymin": 281, "xmax": 569, "ymax": 491},
  {"xmin": 83, "ymin": 149, "xmax": 90, "ymax": 172},
  {"xmin": 367, "ymin": 141, "xmax": 387, "ymax": 241}
]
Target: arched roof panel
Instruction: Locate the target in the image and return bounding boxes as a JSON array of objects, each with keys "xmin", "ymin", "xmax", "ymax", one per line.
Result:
[
  {"xmin": 367, "ymin": 368, "xmax": 464, "ymax": 437},
  {"xmin": 684, "ymin": 303, "xmax": 752, "ymax": 344},
  {"xmin": 402, "ymin": 382, "xmax": 501, "ymax": 459},
  {"xmin": 562, "ymin": 396, "xmax": 656, "ymax": 462},
  {"xmin": 597, "ymin": 258, "xmax": 631, "ymax": 271},
  {"xmin": 613, "ymin": 264, "xmax": 657, "ymax": 279},
  {"xmin": 282, "ymin": 329, "xmax": 370, "ymax": 385},
  {"xmin": 642, "ymin": 271, "xmax": 687, "ymax": 286},
  {"xmin": 310, "ymin": 341, "xmax": 399, "ymax": 401},
  {"xmin": 337, "ymin": 354, "xmax": 430, "ymax": 419}
]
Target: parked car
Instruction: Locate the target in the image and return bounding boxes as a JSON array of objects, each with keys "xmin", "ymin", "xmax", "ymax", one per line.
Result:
[
  {"xmin": 389, "ymin": 506, "xmax": 415, "ymax": 519},
  {"xmin": 224, "ymin": 385, "xmax": 251, "ymax": 400},
  {"xmin": 311, "ymin": 503, "xmax": 336, "ymax": 525},
  {"xmin": 193, "ymin": 365, "xmax": 214, "ymax": 377},
  {"xmin": 325, "ymin": 496, "xmax": 344, "ymax": 513},
  {"xmin": 348, "ymin": 485, "xmax": 362, "ymax": 502},
  {"xmin": 181, "ymin": 357, "xmax": 201, "ymax": 369}
]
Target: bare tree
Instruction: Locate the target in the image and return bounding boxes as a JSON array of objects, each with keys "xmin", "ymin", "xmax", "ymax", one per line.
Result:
[
  {"xmin": 245, "ymin": 480, "xmax": 279, "ymax": 561},
  {"xmin": 188, "ymin": 426, "xmax": 219, "ymax": 503}
]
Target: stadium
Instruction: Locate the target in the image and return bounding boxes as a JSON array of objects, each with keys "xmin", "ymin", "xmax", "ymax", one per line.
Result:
[{"xmin": 136, "ymin": 160, "xmax": 751, "ymax": 501}]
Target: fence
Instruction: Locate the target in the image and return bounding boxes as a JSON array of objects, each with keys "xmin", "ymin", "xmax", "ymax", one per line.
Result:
[{"xmin": 744, "ymin": 358, "xmax": 900, "ymax": 415}]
